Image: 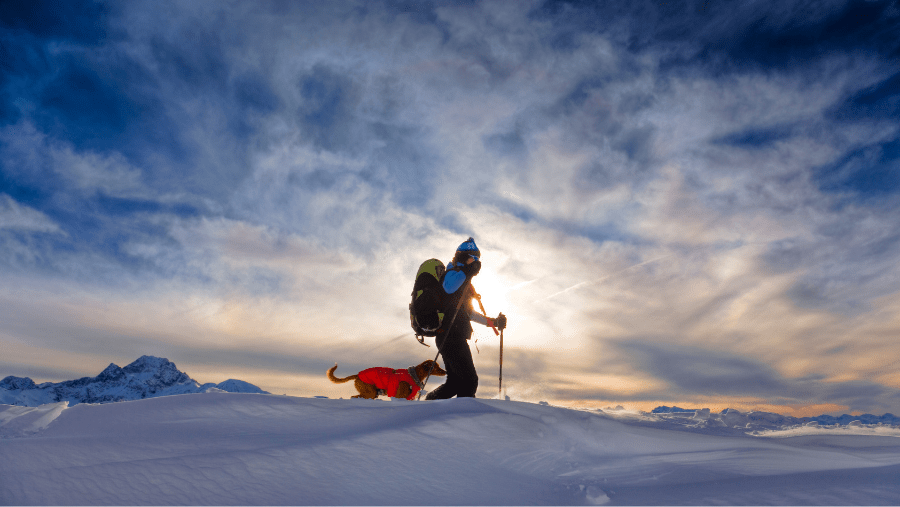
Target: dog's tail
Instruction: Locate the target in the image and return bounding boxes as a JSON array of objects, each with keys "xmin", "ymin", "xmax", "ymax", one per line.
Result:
[{"xmin": 327, "ymin": 364, "xmax": 357, "ymax": 384}]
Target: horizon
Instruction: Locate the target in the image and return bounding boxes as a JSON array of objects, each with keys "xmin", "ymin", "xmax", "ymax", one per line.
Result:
[
  {"xmin": 2, "ymin": 0, "xmax": 900, "ymax": 418},
  {"xmin": 1, "ymin": 353, "xmax": 894, "ymax": 418}
]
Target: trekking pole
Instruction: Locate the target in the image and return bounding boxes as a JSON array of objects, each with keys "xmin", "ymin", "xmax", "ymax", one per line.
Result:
[
  {"xmin": 472, "ymin": 288, "xmax": 499, "ymax": 336},
  {"xmin": 498, "ymin": 327, "xmax": 504, "ymax": 397},
  {"xmin": 417, "ymin": 280, "xmax": 471, "ymax": 399}
]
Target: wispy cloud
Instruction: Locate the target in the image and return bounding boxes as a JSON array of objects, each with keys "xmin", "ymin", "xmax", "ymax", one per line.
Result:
[{"xmin": 0, "ymin": 194, "xmax": 62, "ymax": 234}]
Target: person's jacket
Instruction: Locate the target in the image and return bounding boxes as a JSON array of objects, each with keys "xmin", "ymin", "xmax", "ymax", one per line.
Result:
[{"xmin": 441, "ymin": 261, "xmax": 479, "ymax": 335}]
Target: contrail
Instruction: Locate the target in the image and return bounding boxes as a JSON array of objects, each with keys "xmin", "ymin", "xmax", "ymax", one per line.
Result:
[
  {"xmin": 541, "ymin": 254, "xmax": 673, "ymax": 302},
  {"xmin": 360, "ymin": 332, "xmax": 410, "ymax": 354}
]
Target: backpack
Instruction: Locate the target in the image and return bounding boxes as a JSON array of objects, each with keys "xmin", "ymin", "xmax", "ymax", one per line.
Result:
[{"xmin": 410, "ymin": 258, "xmax": 447, "ymax": 345}]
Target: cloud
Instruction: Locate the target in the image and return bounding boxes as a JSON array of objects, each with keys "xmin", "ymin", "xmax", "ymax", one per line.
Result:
[
  {"xmin": 550, "ymin": 338, "xmax": 900, "ymax": 414},
  {"xmin": 612, "ymin": 340, "xmax": 791, "ymax": 397},
  {"xmin": 0, "ymin": 193, "xmax": 65, "ymax": 271},
  {"xmin": 0, "ymin": 123, "xmax": 145, "ymax": 198},
  {"xmin": 0, "ymin": 194, "xmax": 62, "ymax": 234}
]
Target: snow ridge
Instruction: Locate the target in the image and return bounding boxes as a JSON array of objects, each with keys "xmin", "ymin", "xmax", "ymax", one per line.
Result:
[{"xmin": 0, "ymin": 355, "xmax": 269, "ymax": 407}]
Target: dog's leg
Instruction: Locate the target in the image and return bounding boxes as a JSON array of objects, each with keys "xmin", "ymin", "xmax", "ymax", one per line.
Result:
[
  {"xmin": 395, "ymin": 382, "xmax": 412, "ymax": 400},
  {"xmin": 354, "ymin": 378, "xmax": 379, "ymax": 399}
]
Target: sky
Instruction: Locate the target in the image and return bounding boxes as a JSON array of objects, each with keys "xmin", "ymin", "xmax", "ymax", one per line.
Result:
[{"xmin": 1, "ymin": 0, "xmax": 899, "ymax": 417}]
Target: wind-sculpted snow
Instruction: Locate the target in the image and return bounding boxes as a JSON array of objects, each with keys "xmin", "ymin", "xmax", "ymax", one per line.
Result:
[
  {"xmin": 0, "ymin": 356, "xmax": 268, "ymax": 407},
  {"xmin": 0, "ymin": 402, "xmax": 68, "ymax": 438},
  {"xmin": 1, "ymin": 393, "xmax": 899, "ymax": 505}
]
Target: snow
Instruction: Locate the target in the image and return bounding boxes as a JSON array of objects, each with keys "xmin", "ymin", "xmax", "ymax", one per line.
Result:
[
  {"xmin": 2, "ymin": 393, "xmax": 900, "ymax": 505},
  {"xmin": 0, "ymin": 402, "xmax": 68, "ymax": 438},
  {"xmin": 214, "ymin": 378, "xmax": 269, "ymax": 394}
]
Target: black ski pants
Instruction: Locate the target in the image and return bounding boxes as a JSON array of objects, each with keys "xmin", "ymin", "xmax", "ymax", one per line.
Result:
[{"xmin": 426, "ymin": 326, "xmax": 478, "ymax": 399}]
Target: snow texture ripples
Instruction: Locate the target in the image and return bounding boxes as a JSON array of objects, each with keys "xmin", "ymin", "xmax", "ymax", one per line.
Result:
[{"xmin": 2, "ymin": 393, "xmax": 899, "ymax": 505}]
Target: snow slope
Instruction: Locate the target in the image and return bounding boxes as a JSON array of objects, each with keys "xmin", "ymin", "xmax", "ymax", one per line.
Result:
[{"xmin": 2, "ymin": 393, "xmax": 900, "ymax": 505}]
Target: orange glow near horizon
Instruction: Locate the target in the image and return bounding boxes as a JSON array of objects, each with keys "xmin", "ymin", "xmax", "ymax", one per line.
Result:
[{"xmin": 551, "ymin": 398, "xmax": 852, "ymax": 418}]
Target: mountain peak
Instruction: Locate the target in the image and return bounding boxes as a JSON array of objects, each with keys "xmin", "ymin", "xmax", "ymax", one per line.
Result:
[
  {"xmin": 1, "ymin": 376, "xmax": 38, "ymax": 391},
  {"xmin": 97, "ymin": 363, "xmax": 125, "ymax": 381},
  {"xmin": 123, "ymin": 355, "xmax": 176, "ymax": 374}
]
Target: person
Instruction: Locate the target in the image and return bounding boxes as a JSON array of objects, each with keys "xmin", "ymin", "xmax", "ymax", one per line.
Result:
[{"xmin": 426, "ymin": 237, "xmax": 506, "ymax": 399}]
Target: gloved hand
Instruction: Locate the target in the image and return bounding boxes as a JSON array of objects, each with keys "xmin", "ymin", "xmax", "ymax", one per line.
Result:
[
  {"xmin": 495, "ymin": 313, "xmax": 507, "ymax": 330},
  {"xmin": 462, "ymin": 259, "xmax": 481, "ymax": 277}
]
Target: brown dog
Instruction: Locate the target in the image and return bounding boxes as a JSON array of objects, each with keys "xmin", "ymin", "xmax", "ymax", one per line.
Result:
[{"xmin": 327, "ymin": 360, "xmax": 446, "ymax": 400}]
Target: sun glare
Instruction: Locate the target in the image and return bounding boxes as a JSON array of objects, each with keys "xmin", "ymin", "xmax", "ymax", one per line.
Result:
[{"xmin": 469, "ymin": 267, "xmax": 512, "ymax": 322}]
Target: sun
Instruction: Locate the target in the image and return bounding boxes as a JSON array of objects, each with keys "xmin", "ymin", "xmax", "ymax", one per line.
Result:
[{"xmin": 468, "ymin": 266, "xmax": 510, "ymax": 320}]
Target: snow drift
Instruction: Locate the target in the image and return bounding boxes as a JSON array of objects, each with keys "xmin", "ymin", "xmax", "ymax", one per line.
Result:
[{"xmin": 2, "ymin": 392, "xmax": 900, "ymax": 505}]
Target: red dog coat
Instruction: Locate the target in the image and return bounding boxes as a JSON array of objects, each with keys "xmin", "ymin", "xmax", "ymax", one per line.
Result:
[{"xmin": 357, "ymin": 367, "xmax": 422, "ymax": 400}]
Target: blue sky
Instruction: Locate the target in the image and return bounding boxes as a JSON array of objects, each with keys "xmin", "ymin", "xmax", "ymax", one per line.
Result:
[{"xmin": 1, "ymin": 0, "xmax": 899, "ymax": 416}]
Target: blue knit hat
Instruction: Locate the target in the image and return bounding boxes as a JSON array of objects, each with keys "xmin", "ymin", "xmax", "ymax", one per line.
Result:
[{"xmin": 456, "ymin": 237, "xmax": 480, "ymax": 259}]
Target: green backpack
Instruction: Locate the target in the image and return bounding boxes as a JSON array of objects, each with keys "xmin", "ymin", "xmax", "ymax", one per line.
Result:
[{"xmin": 409, "ymin": 258, "xmax": 447, "ymax": 345}]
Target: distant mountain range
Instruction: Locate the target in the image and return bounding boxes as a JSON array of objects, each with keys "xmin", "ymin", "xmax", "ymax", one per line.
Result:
[
  {"xmin": 0, "ymin": 356, "xmax": 269, "ymax": 407},
  {"xmin": 646, "ymin": 405, "xmax": 900, "ymax": 433}
]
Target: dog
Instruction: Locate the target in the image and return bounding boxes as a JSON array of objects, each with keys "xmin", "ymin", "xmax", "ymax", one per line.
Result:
[{"xmin": 327, "ymin": 360, "xmax": 446, "ymax": 400}]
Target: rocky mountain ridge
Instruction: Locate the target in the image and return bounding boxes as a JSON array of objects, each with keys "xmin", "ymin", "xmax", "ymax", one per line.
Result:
[
  {"xmin": 641, "ymin": 405, "xmax": 900, "ymax": 434},
  {"xmin": 0, "ymin": 356, "xmax": 269, "ymax": 407}
]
